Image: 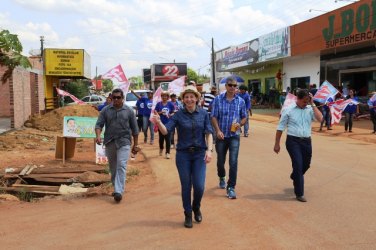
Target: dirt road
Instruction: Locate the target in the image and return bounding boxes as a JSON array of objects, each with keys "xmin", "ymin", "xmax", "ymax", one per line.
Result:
[{"xmin": 1, "ymin": 119, "xmax": 376, "ymax": 249}]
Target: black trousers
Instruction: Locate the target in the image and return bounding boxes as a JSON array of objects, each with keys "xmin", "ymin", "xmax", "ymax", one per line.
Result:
[
  {"xmin": 285, "ymin": 135, "xmax": 312, "ymax": 197},
  {"xmin": 371, "ymin": 111, "xmax": 376, "ymax": 132},
  {"xmin": 158, "ymin": 130, "xmax": 171, "ymax": 154}
]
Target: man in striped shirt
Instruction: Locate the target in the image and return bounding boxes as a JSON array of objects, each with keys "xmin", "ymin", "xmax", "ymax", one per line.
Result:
[
  {"xmin": 202, "ymin": 86, "xmax": 217, "ymax": 114},
  {"xmin": 211, "ymin": 77, "xmax": 247, "ymax": 199}
]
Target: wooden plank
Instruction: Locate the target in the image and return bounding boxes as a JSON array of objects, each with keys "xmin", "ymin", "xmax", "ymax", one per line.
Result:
[
  {"xmin": 0, "ymin": 187, "xmax": 60, "ymax": 195},
  {"xmin": 19, "ymin": 165, "xmax": 31, "ymax": 176},
  {"xmin": 25, "ymin": 165, "xmax": 37, "ymax": 175},
  {"xmin": 3, "ymin": 166, "xmax": 106, "ymax": 175},
  {"xmin": 27, "ymin": 177, "xmax": 108, "ymax": 185},
  {"xmin": 23, "ymin": 173, "xmax": 80, "ymax": 178},
  {"xmin": 11, "ymin": 184, "xmax": 60, "ymax": 192}
]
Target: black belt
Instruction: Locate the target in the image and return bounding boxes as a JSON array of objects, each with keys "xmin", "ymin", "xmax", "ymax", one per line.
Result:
[
  {"xmin": 287, "ymin": 135, "xmax": 311, "ymax": 141},
  {"xmin": 179, "ymin": 147, "xmax": 204, "ymax": 153}
]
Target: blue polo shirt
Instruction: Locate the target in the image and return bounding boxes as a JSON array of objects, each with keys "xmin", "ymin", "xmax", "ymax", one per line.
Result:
[
  {"xmin": 155, "ymin": 101, "xmax": 175, "ymax": 125},
  {"xmin": 141, "ymin": 97, "xmax": 153, "ymax": 117},
  {"xmin": 211, "ymin": 93, "xmax": 247, "ymax": 138},
  {"xmin": 136, "ymin": 99, "xmax": 146, "ymax": 116}
]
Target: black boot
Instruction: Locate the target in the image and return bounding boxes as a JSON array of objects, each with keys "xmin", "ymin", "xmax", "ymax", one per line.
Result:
[
  {"xmin": 192, "ymin": 207, "xmax": 202, "ymax": 223},
  {"xmin": 184, "ymin": 211, "xmax": 193, "ymax": 228}
]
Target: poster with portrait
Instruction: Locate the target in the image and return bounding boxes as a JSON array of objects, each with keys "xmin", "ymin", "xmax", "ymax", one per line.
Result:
[
  {"xmin": 63, "ymin": 116, "xmax": 102, "ymax": 138},
  {"xmin": 96, "ymin": 143, "xmax": 108, "ymax": 165}
]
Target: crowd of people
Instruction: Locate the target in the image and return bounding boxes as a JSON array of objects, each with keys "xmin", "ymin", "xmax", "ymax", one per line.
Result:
[{"xmin": 94, "ymin": 78, "xmax": 376, "ymax": 229}]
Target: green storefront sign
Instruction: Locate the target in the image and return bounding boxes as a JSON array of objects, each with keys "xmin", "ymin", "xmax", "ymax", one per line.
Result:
[{"xmin": 323, "ymin": 0, "xmax": 376, "ymax": 48}]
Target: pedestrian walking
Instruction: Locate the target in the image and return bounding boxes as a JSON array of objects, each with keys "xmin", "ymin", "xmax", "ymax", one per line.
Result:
[
  {"xmin": 169, "ymin": 93, "xmax": 182, "ymax": 148},
  {"xmin": 343, "ymin": 89, "xmax": 359, "ymax": 133},
  {"xmin": 154, "ymin": 86, "xmax": 213, "ymax": 228},
  {"xmin": 238, "ymin": 84, "xmax": 251, "ymax": 137},
  {"xmin": 95, "ymin": 88, "xmax": 140, "ymax": 203},
  {"xmin": 273, "ymin": 89, "xmax": 323, "ymax": 202},
  {"xmin": 155, "ymin": 91, "xmax": 175, "ymax": 159},
  {"xmin": 369, "ymin": 92, "xmax": 376, "ymax": 134},
  {"xmin": 211, "ymin": 77, "xmax": 247, "ymax": 199}
]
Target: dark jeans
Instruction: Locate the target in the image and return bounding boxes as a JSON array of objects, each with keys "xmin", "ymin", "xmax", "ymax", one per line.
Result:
[
  {"xmin": 176, "ymin": 150, "xmax": 206, "ymax": 212},
  {"xmin": 137, "ymin": 114, "xmax": 143, "ymax": 132},
  {"xmin": 285, "ymin": 135, "xmax": 312, "ymax": 197},
  {"xmin": 158, "ymin": 130, "xmax": 171, "ymax": 154},
  {"xmin": 344, "ymin": 112, "xmax": 353, "ymax": 131},
  {"xmin": 371, "ymin": 110, "xmax": 376, "ymax": 132},
  {"xmin": 215, "ymin": 135, "xmax": 240, "ymax": 189},
  {"xmin": 320, "ymin": 108, "xmax": 331, "ymax": 129},
  {"xmin": 171, "ymin": 129, "xmax": 176, "ymax": 145}
]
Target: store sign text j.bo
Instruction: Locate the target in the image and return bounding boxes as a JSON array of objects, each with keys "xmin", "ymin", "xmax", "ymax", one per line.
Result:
[{"xmin": 323, "ymin": 0, "xmax": 376, "ymax": 48}]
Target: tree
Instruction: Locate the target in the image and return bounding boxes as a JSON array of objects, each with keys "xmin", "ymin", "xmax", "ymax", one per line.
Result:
[
  {"xmin": 0, "ymin": 29, "xmax": 32, "ymax": 83},
  {"xmin": 102, "ymin": 79, "xmax": 113, "ymax": 93},
  {"xmin": 187, "ymin": 68, "xmax": 198, "ymax": 83},
  {"xmin": 63, "ymin": 79, "xmax": 90, "ymax": 104},
  {"xmin": 129, "ymin": 76, "xmax": 143, "ymax": 90}
]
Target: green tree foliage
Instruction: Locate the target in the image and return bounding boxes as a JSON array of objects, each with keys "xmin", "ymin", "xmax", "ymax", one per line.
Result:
[
  {"xmin": 129, "ymin": 76, "xmax": 143, "ymax": 90},
  {"xmin": 63, "ymin": 79, "xmax": 90, "ymax": 104},
  {"xmin": 187, "ymin": 68, "xmax": 198, "ymax": 83},
  {"xmin": 102, "ymin": 79, "xmax": 113, "ymax": 93},
  {"xmin": 0, "ymin": 29, "xmax": 32, "ymax": 83}
]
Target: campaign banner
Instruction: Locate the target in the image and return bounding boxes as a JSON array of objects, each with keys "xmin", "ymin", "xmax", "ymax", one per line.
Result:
[
  {"xmin": 152, "ymin": 63, "xmax": 187, "ymax": 81},
  {"xmin": 63, "ymin": 116, "xmax": 102, "ymax": 138},
  {"xmin": 96, "ymin": 143, "xmax": 108, "ymax": 165},
  {"xmin": 258, "ymin": 27, "xmax": 290, "ymax": 62},
  {"xmin": 215, "ymin": 39, "xmax": 259, "ymax": 71}
]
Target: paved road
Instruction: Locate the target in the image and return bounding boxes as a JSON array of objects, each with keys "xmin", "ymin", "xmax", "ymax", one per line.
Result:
[{"xmin": 1, "ymin": 120, "xmax": 376, "ymax": 249}]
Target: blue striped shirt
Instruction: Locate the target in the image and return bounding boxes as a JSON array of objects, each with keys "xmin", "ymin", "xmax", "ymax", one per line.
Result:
[
  {"xmin": 277, "ymin": 103, "xmax": 314, "ymax": 138},
  {"xmin": 211, "ymin": 93, "xmax": 246, "ymax": 138}
]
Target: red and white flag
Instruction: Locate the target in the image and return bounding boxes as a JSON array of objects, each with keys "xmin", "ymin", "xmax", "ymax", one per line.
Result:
[
  {"xmin": 101, "ymin": 64, "xmax": 130, "ymax": 94},
  {"xmin": 281, "ymin": 93, "xmax": 297, "ymax": 113},
  {"xmin": 168, "ymin": 76, "xmax": 186, "ymax": 95},
  {"xmin": 56, "ymin": 88, "xmax": 85, "ymax": 105},
  {"xmin": 329, "ymin": 99, "xmax": 358, "ymax": 125},
  {"xmin": 149, "ymin": 87, "xmax": 163, "ymax": 124},
  {"xmin": 101, "ymin": 64, "xmax": 128, "ymax": 82}
]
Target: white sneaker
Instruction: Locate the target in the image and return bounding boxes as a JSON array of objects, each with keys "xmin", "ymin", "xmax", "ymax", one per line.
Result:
[
  {"xmin": 171, "ymin": 144, "xmax": 174, "ymax": 149},
  {"xmin": 159, "ymin": 149, "xmax": 163, "ymax": 156},
  {"xmin": 166, "ymin": 153, "xmax": 170, "ymax": 159}
]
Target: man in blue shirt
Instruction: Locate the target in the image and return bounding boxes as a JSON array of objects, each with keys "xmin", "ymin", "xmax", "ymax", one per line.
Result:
[
  {"xmin": 274, "ymin": 89, "xmax": 323, "ymax": 202},
  {"xmin": 211, "ymin": 77, "xmax": 247, "ymax": 199},
  {"xmin": 135, "ymin": 94, "xmax": 146, "ymax": 133},
  {"xmin": 238, "ymin": 85, "xmax": 251, "ymax": 137}
]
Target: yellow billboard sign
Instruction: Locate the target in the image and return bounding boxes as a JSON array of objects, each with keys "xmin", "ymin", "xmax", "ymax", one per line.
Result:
[{"xmin": 45, "ymin": 49, "xmax": 84, "ymax": 76}]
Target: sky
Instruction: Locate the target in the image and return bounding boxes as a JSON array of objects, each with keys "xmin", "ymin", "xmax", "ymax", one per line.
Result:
[{"xmin": 0, "ymin": 0, "xmax": 354, "ymax": 79}]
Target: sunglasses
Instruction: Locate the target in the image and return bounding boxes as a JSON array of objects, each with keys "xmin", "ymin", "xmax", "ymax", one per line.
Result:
[
  {"xmin": 112, "ymin": 96, "xmax": 122, "ymax": 100},
  {"xmin": 227, "ymin": 84, "xmax": 237, "ymax": 88}
]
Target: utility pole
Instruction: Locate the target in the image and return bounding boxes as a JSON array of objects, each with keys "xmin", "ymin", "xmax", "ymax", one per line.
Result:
[
  {"xmin": 211, "ymin": 37, "xmax": 216, "ymax": 87},
  {"xmin": 40, "ymin": 36, "xmax": 44, "ymax": 62},
  {"xmin": 95, "ymin": 66, "xmax": 98, "ymax": 93}
]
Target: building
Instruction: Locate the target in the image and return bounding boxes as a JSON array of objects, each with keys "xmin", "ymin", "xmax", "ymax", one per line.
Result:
[{"xmin": 215, "ymin": 0, "xmax": 376, "ymax": 100}]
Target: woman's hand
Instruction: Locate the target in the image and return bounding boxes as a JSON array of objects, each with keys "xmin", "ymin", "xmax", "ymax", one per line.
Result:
[
  {"xmin": 153, "ymin": 110, "xmax": 161, "ymax": 123},
  {"xmin": 204, "ymin": 150, "xmax": 212, "ymax": 163}
]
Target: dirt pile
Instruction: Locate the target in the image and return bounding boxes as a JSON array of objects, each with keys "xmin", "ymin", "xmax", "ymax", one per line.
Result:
[{"xmin": 30, "ymin": 105, "xmax": 99, "ymax": 132}]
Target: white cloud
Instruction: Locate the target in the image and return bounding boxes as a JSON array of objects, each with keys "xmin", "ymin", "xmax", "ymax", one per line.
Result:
[{"xmin": 3, "ymin": 0, "xmax": 356, "ymax": 76}]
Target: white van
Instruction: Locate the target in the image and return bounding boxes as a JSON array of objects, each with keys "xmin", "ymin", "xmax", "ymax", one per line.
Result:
[{"xmin": 125, "ymin": 90, "xmax": 151, "ymax": 110}]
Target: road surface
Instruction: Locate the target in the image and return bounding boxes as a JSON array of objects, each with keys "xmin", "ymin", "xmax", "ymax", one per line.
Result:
[{"xmin": 1, "ymin": 120, "xmax": 376, "ymax": 249}]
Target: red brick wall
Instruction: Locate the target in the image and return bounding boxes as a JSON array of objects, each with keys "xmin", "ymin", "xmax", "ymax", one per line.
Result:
[
  {"xmin": 12, "ymin": 67, "xmax": 32, "ymax": 128},
  {"xmin": 0, "ymin": 60, "xmax": 44, "ymax": 128},
  {"xmin": 0, "ymin": 66, "xmax": 11, "ymax": 117}
]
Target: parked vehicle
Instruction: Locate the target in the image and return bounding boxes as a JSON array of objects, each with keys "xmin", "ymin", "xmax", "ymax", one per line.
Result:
[
  {"xmin": 67, "ymin": 95, "xmax": 106, "ymax": 107},
  {"xmin": 125, "ymin": 90, "xmax": 151, "ymax": 110}
]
